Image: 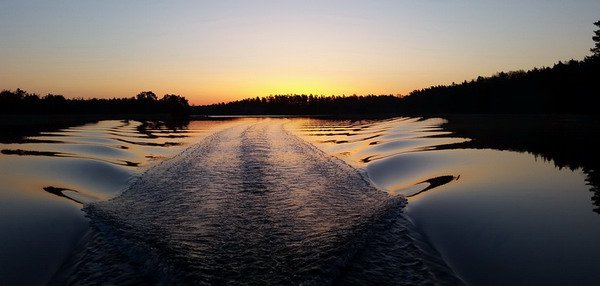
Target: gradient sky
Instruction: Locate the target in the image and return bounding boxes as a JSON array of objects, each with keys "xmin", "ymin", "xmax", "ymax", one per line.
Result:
[{"xmin": 1, "ymin": 1, "xmax": 599, "ymax": 105}]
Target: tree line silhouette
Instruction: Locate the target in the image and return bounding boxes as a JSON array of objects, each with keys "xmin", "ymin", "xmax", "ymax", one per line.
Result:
[
  {"xmin": 197, "ymin": 56, "xmax": 599, "ymax": 115},
  {"xmin": 397, "ymin": 20, "xmax": 600, "ymax": 114},
  {"xmin": 3, "ymin": 57, "xmax": 597, "ymax": 116},
  {"xmin": 0, "ymin": 90, "xmax": 189, "ymax": 116},
  {"xmin": 194, "ymin": 51, "xmax": 598, "ymax": 115},
  {"xmin": 197, "ymin": 20, "xmax": 600, "ymax": 115},
  {"xmin": 3, "ymin": 20, "xmax": 599, "ymax": 116},
  {"xmin": 193, "ymin": 94, "xmax": 403, "ymax": 115},
  {"xmin": 400, "ymin": 57, "xmax": 599, "ymax": 114}
]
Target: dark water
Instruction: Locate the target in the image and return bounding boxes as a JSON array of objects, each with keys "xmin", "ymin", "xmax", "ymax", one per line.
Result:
[
  {"xmin": 296, "ymin": 116, "xmax": 600, "ymax": 285},
  {"xmin": 1, "ymin": 116, "xmax": 599, "ymax": 285},
  {"xmin": 0, "ymin": 119, "xmax": 235, "ymax": 285},
  {"xmin": 52, "ymin": 119, "xmax": 459, "ymax": 285}
]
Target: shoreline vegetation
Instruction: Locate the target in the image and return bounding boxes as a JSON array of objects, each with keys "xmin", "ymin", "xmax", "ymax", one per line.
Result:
[
  {"xmin": 195, "ymin": 56, "xmax": 598, "ymax": 115},
  {"xmin": 0, "ymin": 91, "xmax": 191, "ymax": 140},
  {"xmin": 0, "ymin": 91, "xmax": 190, "ymax": 116},
  {"xmin": 2, "ymin": 21, "xmax": 599, "ymax": 116},
  {"xmin": 3, "ymin": 56, "xmax": 598, "ymax": 117}
]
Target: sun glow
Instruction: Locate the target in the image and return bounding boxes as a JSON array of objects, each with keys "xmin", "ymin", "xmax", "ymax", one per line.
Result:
[{"xmin": 1, "ymin": 1, "xmax": 598, "ymax": 105}]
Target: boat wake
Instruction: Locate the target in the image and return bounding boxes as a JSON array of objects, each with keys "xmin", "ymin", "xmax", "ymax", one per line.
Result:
[{"xmin": 52, "ymin": 119, "xmax": 461, "ymax": 285}]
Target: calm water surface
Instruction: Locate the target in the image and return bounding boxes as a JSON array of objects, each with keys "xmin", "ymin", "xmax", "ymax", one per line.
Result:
[{"xmin": 1, "ymin": 116, "xmax": 599, "ymax": 285}]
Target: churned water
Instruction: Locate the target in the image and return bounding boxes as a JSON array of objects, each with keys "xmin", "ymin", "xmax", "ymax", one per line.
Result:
[
  {"xmin": 52, "ymin": 119, "xmax": 459, "ymax": 285},
  {"xmin": 3, "ymin": 116, "xmax": 600, "ymax": 285},
  {"xmin": 295, "ymin": 116, "xmax": 600, "ymax": 285},
  {"xmin": 0, "ymin": 118, "xmax": 235, "ymax": 285}
]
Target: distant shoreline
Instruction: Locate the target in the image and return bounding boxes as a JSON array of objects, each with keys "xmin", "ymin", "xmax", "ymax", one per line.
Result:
[
  {"xmin": 0, "ymin": 114, "xmax": 188, "ymax": 143},
  {"xmin": 3, "ymin": 55, "xmax": 599, "ymax": 118}
]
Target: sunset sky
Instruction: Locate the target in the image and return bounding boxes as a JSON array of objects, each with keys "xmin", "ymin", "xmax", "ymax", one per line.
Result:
[{"xmin": 1, "ymin": 1, "xmax": 599, "ymax": 105}]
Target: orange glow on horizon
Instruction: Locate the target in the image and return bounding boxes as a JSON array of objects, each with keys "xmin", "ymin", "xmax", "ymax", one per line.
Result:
[{"xmin": 2, "ymin": 2, "xmax": 596, "ymax": 106}]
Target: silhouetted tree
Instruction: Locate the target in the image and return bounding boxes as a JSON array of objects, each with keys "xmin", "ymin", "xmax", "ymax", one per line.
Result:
[
  {"xmin": 399, "ymin": 54, "xmax": 599, "ymax": 114},
  {"xmin": 161, "ymin": 94, "xmax": 190, "ymax": 116},
  {"xmin": 591, "ymin": 20, "xmax": 600, "ymax": 58},
  {"xmin": 194, "ymin": 94, "xmax": 402, "ymax": 115},
  {"xmin": 0, "ymin": 89, "xmax": 191, "ymax": 116},
  {"xmin": 136, "ymin": 91, "xmax": 158, "ymax": 101}
]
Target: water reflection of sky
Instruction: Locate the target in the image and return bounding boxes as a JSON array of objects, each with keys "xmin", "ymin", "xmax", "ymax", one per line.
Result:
[
  {"xmin": 0, "ymin": 119, "xmax": 236, "ymax": 285},
  {"xmin": 2, "ymin": 117, "xmax": 599, "ymax": 285},
  {"xmin": 295, "ymin": 117, "xmax": 600, "ymax": 285}
]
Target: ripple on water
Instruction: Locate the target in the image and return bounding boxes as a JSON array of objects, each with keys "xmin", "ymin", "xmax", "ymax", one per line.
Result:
[
  {"xmin": 53, "ymin": 120, "xmax": 461, "ymax": 285},
  {"xmin": 295, "ymin": 116, "xmax": 600, "ymax": 286},
  {"xmin": 0, "ymin": 118, "xmax": 237, "ymax": 285}
]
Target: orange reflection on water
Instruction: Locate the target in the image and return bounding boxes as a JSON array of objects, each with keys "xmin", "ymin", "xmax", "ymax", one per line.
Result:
[
  {"xmin": 0, "ymin": 118, "xmax": 238, "ymax": 285},
  {"xmin": 294, "ymin": 116, "xmax": 600, "ymax": 285}
]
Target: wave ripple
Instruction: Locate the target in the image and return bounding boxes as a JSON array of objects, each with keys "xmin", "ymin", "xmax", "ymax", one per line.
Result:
[{"xmin": 54, "ymin": 119, "xmax": 460, "ymax": 285}]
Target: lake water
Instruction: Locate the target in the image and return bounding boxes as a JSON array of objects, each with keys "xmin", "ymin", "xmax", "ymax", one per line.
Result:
[
  {"xmin": 1, "ymin": 116, "xmax": 599, "ymax": 285},
  {"xmin": 0, "ymin": 118, "xmax": 237, "ymax": 285},
  {"xmin": 294, "ymin": 116, "xmax": 600, "ymax": 285}
]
